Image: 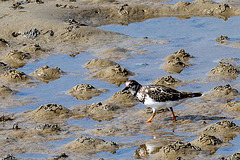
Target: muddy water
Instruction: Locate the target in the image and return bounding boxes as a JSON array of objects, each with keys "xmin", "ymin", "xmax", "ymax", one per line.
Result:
[{"xmin": 3, "ymin": 16, "xmax": 240, "ymax": 159}]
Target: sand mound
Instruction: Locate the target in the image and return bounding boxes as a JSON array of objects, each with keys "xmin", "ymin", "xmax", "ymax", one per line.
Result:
[
  {"xmin": 29, "ymin": 103, "xmax": 73, "ymax": 121},
  {"xmin": 154, "ymin": 141, "xmax": 203, "ymax": 159},
  {"xmin": 0, "ymin": 85, "xmax": 16, "ymax": 98},
  {"xmin": 106, "ymin": 90, "xmax": 139, "ymax": 107},
  {"xmin": 162, "ymin": 49, "xmax": 193, "ymax": 74},
  {"xmin": 202, "ymin": 120, "xmax": 240, "ymax": 141},
  {"xmin": 191, "ymin": 134, "xmax": 223, "ymax": 154},
  {"xmin": 151, "ymin": 75, "xmax": 183, "ymax": 88},
  {"xmin": 3, "ymin": 49, "xmax": 31, "ymax": 69},
  {"xmin": 68, "ymin": 84, "xmax": 106, "ymax": 100},
  {"xmin": 0, "ymin": 62, "xmax": 12, "ymax": 74},
  {"xmin": 31, "ymin": 65, "xmax": 65, "ymax": 83},
  {"xmin": 91, "ymin": 64, "xmax": 134, "ymax": 86},
  {"xmin": 64, "ymin": 136, "xmax": 119, "ymax": 154},
  {"xmin": 84, "ymin": 59, "xmax": 118, "ymax": 70},
  {"xmin": 85, "ymin": 59, "xmax": 134, "ymax": 86},
  {"xmin": 208, "ymin": 62, "xmax": 239, "ymax": 79},
  {"xmin": 0, "ymin": 69, "xmax": 30, "ymax": 82},
  {"xmin": 224, "ymin": 101, "xmax": 240, "ymax": 112}
]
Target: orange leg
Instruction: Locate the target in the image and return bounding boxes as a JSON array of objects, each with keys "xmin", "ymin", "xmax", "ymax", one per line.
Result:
[
  {"xmin": 146, "ymin": 108, "xmax": 156, "ymax": 123},
  {"xmin": 170, "ymin": 107, "xmax": 176, "ymax": 121},
  {"xmin": 146, "ymin": 112, "xmax": 155, "ymax": 123}
]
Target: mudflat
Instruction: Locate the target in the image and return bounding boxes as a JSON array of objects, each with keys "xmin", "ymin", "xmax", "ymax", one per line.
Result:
[{"xmin": 1, "ymin": 0, "xmax": 240, "ymax": 159}]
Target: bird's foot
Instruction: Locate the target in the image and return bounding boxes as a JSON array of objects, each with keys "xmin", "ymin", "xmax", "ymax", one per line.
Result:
[
  {"xmin": 145, "ymin": 120, "xmax": 152, "ymax": 123},
  {"xmin": 172, "ymin": 116, "xmax": 177, "ymax": 122}
]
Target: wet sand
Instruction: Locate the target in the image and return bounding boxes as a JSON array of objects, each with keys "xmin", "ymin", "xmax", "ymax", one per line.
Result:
[{"xmin": 1, "ymin": 0, "xmax": 240, "ymax": 159}]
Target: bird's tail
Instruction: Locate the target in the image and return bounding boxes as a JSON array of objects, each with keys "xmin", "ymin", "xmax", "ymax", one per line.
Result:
[{"xmin": 182, "ymin": 92, "xmax": 202, "ymax": 98}]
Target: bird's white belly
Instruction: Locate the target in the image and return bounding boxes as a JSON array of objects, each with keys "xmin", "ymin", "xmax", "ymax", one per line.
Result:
[{"xmin": 143, "ymin": 95, "xmax": 183, "ymax": 110}]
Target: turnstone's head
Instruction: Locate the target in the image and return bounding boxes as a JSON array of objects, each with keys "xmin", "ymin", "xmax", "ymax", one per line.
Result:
[{"xmin": 122, "ymin": 80, "xmax": 142, "ymax": 96}]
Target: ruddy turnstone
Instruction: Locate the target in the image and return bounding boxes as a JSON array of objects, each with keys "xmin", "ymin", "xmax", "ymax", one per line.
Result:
[{"xmin": 122, "ymin": 80, "xmax": 202, "ymax": 123}]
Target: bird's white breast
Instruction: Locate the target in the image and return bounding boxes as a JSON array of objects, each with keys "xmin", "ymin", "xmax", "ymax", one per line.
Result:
[{"xmin": 143, "ymin": 94, "xmax": 184, "ymax": 110}]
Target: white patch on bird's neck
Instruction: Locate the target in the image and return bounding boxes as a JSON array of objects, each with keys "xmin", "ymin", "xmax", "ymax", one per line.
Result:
[
  {"xmin": 136, "ymin": 92, "xmax": 145, "ymax": 102},
  {"xmin": 129, "ymin": 89, "xmax": 137, "ymax": 96},
  {"xmin": 126, "ymin": 81, "xmax": 131, "ymax": 86}
]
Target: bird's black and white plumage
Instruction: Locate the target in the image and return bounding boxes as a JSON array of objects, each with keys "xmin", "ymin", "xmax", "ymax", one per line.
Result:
[{"xmin": 122, "ymin": 80, "xmax": 202, "ymax": 122}]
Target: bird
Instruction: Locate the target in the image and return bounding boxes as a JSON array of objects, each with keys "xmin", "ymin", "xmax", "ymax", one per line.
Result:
[{"xmin": 122, "ymin": 80, "xmax": 202, "ymax": 123}]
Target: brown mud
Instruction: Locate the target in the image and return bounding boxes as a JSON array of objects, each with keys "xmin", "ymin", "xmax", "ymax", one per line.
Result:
[{"xmin": 1, "ymin": 0, "xmax": 240, "ymax": 159}]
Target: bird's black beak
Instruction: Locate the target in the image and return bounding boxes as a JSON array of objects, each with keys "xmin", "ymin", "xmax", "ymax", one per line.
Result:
[{"xmin": 122, "ymin": 86, "xmax": 129, "ymax": 92}]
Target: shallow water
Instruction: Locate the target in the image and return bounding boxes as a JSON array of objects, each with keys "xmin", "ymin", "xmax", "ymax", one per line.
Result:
[
  {"xmin": 99, "ymin": 17, "xmax": 240, "ymax": 85},
  {"xmin": 93, "ymin": 147, "xmax": 139, "ymax": 159},
  {"xmin": 4, "ymin": 16, "xmax": 240, "ymax": 158},
  {"xmin": 15, "ymin": 153, "xmax": 49, "ymax": 159}
]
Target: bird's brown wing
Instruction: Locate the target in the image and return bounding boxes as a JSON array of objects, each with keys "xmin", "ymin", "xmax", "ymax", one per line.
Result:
[{"xmin": 146, "ymin": 85, "xmax": 183, "ymax": 102}]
